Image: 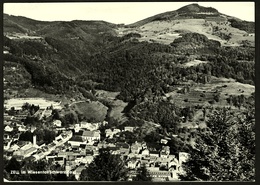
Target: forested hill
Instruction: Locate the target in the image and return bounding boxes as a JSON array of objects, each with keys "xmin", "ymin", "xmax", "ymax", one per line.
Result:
[{"xmin": 3, "ymin": 4, "xmax": 255, "ymax": 103}]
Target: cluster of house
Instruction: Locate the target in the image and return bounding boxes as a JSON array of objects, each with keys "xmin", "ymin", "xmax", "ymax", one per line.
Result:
[
  {"xmin": 3, "ymin": 110, "xmax": 31, "ymax": 152},
  {"xmin": 5, "ymin": 130, "xmax": 73, "ymax": 161},
  {"xmin": 3, "ymin": 103, "xmax": 189, "ymax": 181},
  {"xmin": 47, "ymin": 122, "xmax": 189, "ymax": 181},
  {"xmin": 126, "ymin": 143, "xmax": 189, "ymax": 181}
]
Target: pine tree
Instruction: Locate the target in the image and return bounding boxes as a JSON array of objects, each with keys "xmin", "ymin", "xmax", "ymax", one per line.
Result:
[{"xmin": 179, "ymin": 108, "xmax": 255, "ymax": 181}]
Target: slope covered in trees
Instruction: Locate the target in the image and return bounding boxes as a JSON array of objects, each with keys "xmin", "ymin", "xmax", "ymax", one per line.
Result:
[{"xmin": 179, "ymin": 108, "xmax": 255, "ymax": 181}]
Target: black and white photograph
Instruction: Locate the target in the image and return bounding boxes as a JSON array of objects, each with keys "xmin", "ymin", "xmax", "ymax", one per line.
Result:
[{"xmin": 2, "ymin": 1, "xmax": 255, "ymax": 182}]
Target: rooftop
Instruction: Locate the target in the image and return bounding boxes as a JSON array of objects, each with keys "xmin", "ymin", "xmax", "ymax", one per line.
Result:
[
  {"xmin": 69, "ymin": 136, "xmax": 84, "ymax": 142},
  {"xmin": 83, "ymin": 130, "xmax": 100, "ymax": 137},
  {"xmin": 23, "ymin": 146, "xmax": 37, "ymax": 154}
]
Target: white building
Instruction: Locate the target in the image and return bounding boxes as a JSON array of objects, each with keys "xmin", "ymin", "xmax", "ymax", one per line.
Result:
[
  {"xmin": 4, "ymin": 125, "xmax": 13, "ymax": 132},
  {"xmin": 53, "ymin": 120, "xmax": 62, "ymax": 127},
  {"xmin": 82, "ymin": 130, "xmax": 100, "ymax": 142},
  {"xmin": 124, "ymin": 127, "xmax": 134, "ymax": 132}
]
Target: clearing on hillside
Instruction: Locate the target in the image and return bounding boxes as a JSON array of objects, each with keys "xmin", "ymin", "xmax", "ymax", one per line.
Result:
[
  {"xmin": 95, "ymin": 90, "xmax": 128, "ymax": 123},
  {"xmin": 71, "ymin": 101, "xmax": 108, "ymax": 122}
]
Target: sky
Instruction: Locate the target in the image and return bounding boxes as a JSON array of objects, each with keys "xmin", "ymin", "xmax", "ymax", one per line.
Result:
[{"xmin": 3, "ymin": 2, "xmax": 255, "ymax": 24}]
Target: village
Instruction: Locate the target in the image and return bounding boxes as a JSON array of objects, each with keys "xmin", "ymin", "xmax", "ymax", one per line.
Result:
[{"xmin": 3, "ymin": 98, "xmax": 189, "ymax": 181}]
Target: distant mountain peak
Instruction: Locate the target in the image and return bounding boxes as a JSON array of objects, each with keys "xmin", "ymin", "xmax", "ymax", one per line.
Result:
[
  {"xmin": 176, "ymin": 3, "xmax": 219, "ymax": 14},
  {"xmin": 128, "ymin": 3, "xmax": 221, "ymax": 27}
]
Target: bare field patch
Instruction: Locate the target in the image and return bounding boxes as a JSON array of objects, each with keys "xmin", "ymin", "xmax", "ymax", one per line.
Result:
[
  {"xmin": 108, "ymin": 99, "xmax": 128, "ymax": 122},
  {"xmin": 4, "ymin": 97, "xmax": 62, "ymax": 110},
  {"xmin": 183, "ymin": 59, "xmax": 208, "ymax": 67},
  {"xmin": 219, "ymin": 82, "xmax": 254, "ymax": 97},
  {"xmin": 167, "ymin": 77, "xmax": 254, "ymax": 108},
  {"xmin": 95, "ymin": 90, "xmax": 128, "ymax": 123},
  {"xmin": 72, "ymin": 101, "xmax": 108, "ymax": 122}
]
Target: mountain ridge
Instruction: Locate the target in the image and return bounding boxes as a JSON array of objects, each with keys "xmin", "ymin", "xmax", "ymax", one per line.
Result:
[{"xmin": 127, "ymin": 3, "xmax": 253, "ymax": 28}]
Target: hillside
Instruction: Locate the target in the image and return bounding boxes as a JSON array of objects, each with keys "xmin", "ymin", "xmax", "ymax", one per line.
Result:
[
  {"xmin": 3, "ymin": 3, "xmax": 254, "ymax": 123},
  {"xmin": 123, "ymin": 3, "xmax": 254, "ymax": 47}
]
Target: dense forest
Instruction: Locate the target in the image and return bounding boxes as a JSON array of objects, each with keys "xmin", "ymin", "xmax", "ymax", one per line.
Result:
[{"xmin": 4, "ymin": 30, "xmax": 254, "ymax": 103}]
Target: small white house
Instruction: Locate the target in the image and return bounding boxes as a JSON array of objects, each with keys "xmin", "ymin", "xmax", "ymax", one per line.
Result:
[
  {"xmin": 124, "ymin": 127, "xmax": 134, "ymax": 132},
  {"xmin": 18, "ymin": 125, "xmax": 27, "ymax": 132},
  {"xmin": 4, "ymin": 125, "xmax": 13, "ymax": 132},
  {"xmin": 53, "ymin": 120, "xmax": 62, "ymax": 127},
  {"xmin": 141, "ymin": 149, "xmax": 150, "ymax": 156}
]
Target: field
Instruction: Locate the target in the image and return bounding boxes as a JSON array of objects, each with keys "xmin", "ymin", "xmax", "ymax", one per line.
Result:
[
  {"xmin": 95, "ymin": 90, "xmax": 128, "ymax": 123},
  {"xmin": 166, "ymin": 76, "xmax": 254, "ymax": 108},
  {"xmin": 71, "ymin": 101, "xmax": 108, "ymax": 122},
  {"xmin": 4, "ymin": 97, "xmax": 62, "ymax": 110},
  {"xmin": 183, "ymin": 59, "xmax": 208, "ymax": 67}
]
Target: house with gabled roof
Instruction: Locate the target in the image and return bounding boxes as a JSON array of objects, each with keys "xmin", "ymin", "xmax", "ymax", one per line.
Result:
[
  {"xmin": 13, "ymin": 145, "xmax": 38, "ymax": 159},
  {"xmin": 18, "ymin": 125, "xmax": 27, "ymax": 132},
  {"xmin": 4, "ymin": 125, "xmax": 13, "ymax": 132},
  {"xmin": 82, "ymin": 130, "xmax": 100, "ymax": 142},
  {"xmin": 141, "ymin": 148, "xmax": 150, "ymax": 156},
  {"xmin": 80, "ymin": 122, "xmax": 99, "ymax": 131},
  {"xmin": 124, "ymin": 126, "xmax": 134, "ymax": 132}
]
